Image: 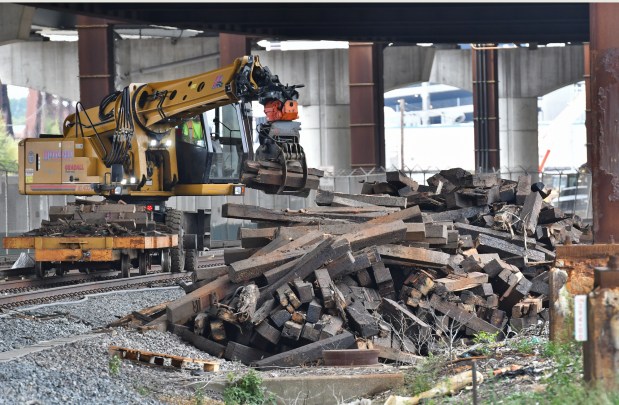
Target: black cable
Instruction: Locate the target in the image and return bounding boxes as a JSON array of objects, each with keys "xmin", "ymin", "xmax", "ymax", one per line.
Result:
[{"xmin": 99, "ymin": 91, "xmax": 121, "ymax": 121}]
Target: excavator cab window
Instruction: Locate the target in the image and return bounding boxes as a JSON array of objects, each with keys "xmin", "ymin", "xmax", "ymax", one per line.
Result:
[
  {"xmin": 175, "ymin": 114, "xmax": 209, "ymax": 184},
  {"xmin": 203, "ymin": 104, "xmax": 249, "ymax": 183}
]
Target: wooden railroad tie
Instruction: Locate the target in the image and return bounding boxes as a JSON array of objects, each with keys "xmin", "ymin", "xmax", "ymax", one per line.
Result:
[{"xmin": 108, "ymin": 346, "xmax": 219, "ymax": 372}]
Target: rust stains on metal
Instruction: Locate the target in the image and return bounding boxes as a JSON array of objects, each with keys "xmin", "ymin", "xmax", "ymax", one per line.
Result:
[
  {"xmin": 323, "ymin": 349, "xmax": 380, "ymax": 366},
  {"xmin": 76, "ymin": 16, "xmax": 115, "ymax": 109},
  {"xmin": 472, "ymin": 46, "xmax": 500, "ymax": 171},
  {"xmin": 348, "ymin": 43, "xmax": 385, "ymax": 168},
  {"xmin": 219, "ymin": 33, "xmax": 250, "ymax": 66},
  {"xmin": 589, "ymin": 3, "xmax": 619, "ymax": 242},
  {"xmin": 554, "ymin": 244, "xmax": 619, "ymax": 295}
]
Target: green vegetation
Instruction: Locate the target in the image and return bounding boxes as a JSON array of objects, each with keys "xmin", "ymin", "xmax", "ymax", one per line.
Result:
[
  {"xmin": 9, "ymin": 96, "xmax": 27, "ymax": 126},
  {"xmin": 0, "ymin": 118, "xmax": 18, "ymax": 172},
  {"xmin": 514, "ymin": 338, "xmax": 536, "ymax": 355},
  {"xmin": 108, "ymin": 354, "xmax": 122, "ymax": 377},
  {"xmin": 502, "ymin": 340, "xmax": 619, "ymax": 404},
  {"xmin": 473, "ymin": 331, "xmax": 500, "ymax": 355},
  {"xmin": 194, "ymin": 386, "xmax": 205, "ymax": 405},
  {"xmin": 223, "ymin": 369, "xmax": 275, "ymax": 405},
  {"xmin": 400, "ymin": 354, "xmax": 444, "ymax": 397}
]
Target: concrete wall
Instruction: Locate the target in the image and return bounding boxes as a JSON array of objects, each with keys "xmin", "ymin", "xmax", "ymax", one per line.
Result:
[
  {"xmin": 498, "ymin": 46, "xmax": 584, "ymax": 98},
  {"xmin": 383, "ymin": 46, "xmax": 435, "ymax": 91},
  {"xmin": 430, "ymin": 49, "xmax": 472, "ymax": 91},
  {"xmin": 0, "ymin": 41, "xmax": 79, "ymax": 100},
  {"xmin": 115, "ymin": 37, "xmax": 220, "ymax": 88},
  {"xmin": 0, "ymin": 4, "xmax": 35, "ymax": 46},
  {"xmin": 255, "ymin": 49, "xmax": 351, "ymax": 170},
  {"xmin": 383, "ymin": 45, "xmax": 584, "ymax": 95}
]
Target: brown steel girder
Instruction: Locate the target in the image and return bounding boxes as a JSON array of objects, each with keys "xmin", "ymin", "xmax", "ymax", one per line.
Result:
[{"xmin": 589, "ymin": 3, "xmax": 619, "ymax": 243}]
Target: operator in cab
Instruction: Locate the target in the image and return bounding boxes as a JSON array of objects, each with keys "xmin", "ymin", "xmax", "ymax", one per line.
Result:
[{"xmin": 181, "ymin": 117, "xmax": 205, "ymax": 147}]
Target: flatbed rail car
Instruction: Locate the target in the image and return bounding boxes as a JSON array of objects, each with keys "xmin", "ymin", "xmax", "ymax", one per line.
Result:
[{"xmin": 2, "ymin": 234, "xmax": 178, "ymax": 278}]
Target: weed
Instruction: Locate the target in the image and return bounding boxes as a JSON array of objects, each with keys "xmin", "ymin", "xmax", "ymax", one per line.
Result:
[
  {"xmin": 195, "ymin": 386, "xmax": 205, "ymax": 405},
  {"xmin": 514, "ymin": 338, "xmax": 535, "ymax": 355},
  {"xmin": 108, "ymin": 354, "xmax": 122, "ymax": 377},
  {"xmin": 223, "ymin": 369, "xmax": 275, "ymax": 405},
  {"xmin": 136, "ymin": 386, "xmax": 149, "ymax": 396},
  {"xmin": 473, "ymin": 331, "xmax": 500, "ymax": 356},
  {"xmin": 400, "ymin": 354, "xmax": 445, "ymax": 397},
  {"xmin": 500, "ymin": 341, "xmax": 619, "ymax": 404},
  {"xmin": 541, "ymin": 340, "xmax": 576, "ymax": 360}
]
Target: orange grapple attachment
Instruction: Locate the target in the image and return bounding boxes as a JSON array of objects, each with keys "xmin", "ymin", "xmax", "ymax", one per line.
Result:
[{"xmin": 264, "ymin": 100, "xmax": 299, "ymax": 122}]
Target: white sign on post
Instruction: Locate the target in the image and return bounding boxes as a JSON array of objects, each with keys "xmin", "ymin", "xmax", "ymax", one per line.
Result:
[{"xmin": 574, "ymin": 295, "xmax": 588, "ymax": 342}]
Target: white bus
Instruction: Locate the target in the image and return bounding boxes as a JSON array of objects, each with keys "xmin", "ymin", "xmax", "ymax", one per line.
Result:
[{"xmin": 384, "ymin": 83, "xmax": 473, "ymax": 127}]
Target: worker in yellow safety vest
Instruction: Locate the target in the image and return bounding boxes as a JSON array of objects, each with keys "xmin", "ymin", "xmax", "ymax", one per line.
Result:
[{"xmin": 181, "ymin": 117, "xmax": 204, "ymax": 144}]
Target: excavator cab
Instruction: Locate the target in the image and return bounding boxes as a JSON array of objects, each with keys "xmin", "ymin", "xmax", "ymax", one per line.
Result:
[{"xmin": 176, "ymin": 103, "xmax": 250, "ymax": 185}]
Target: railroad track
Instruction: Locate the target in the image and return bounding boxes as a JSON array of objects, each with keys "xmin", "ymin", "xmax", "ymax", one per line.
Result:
[
  {"xmin": 0, "ymin": 253, "xmax": 225, "ymax": 309},
  {"xmin": 0, "ymin": 272, "xmax": 192, "ymax": 309}
]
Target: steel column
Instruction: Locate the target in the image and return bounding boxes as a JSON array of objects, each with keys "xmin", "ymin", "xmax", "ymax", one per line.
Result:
[
  {"xmin": 0, "ymin": 84, "xmax": 13, "ymax": 137},
  {"xmin": 472, "ymin": 46, "xmax": 499, "ymax": 172},
  {"xmin": 589, "ymin": 4, "xmax": 619, "ymax": 243},
  {"xmin": 24, "ymin": 89, "xmax": 41, "ymax": 138},
  {"xmin": 584, "ymin": 43, "xmax": 592, "ymax": 169},
  {"xmin": 219, "ymin": 33, "xmax": 250, "ymax": 66},
  {"xmin": 348, "ymin": 43, "xmax": 385, "ymax": 169},
  {"xmin": 76, "ymin": 16, "xmax": 115, "ymax": 109}
]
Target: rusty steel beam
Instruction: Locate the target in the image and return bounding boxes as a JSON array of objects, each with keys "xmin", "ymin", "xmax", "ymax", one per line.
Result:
[
  {"xmin": 24, "ymin": 88, "xmax": 41, "ymax": 138},
  {"xmin": 76, "ymin": 16, "xmax": 115, "ymax": 109},
  {"xmin": 584, "ymin": 43, "xmax": 592, "ymax": 171},
  {"xmin": 472, "ymin": 46, "xmax": 500, "ymax": 172},
  {"xmin": 349, "ymin": 43, "xmax": 385, "ymax": 168},
  {"xmin": 219, "ymin": 33, "xmax": 250, "ymax": 66},
  {"xmin": 589, "ymin": 4, "xmax": 619, "ymax": 243}
]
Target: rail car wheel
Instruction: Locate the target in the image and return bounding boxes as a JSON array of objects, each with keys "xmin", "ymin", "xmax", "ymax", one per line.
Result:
[
  {"xmin": 120, "ymin": 254, "xmax": 131, "ymax": 278},
  {"xmin": 161, "ymin": 249, "xmax": 172, "ymax": 273},
  {"xmin": 138, "ymin": 252, "xmax": 150, "ymax": 276},
  {"xmin": 35, "ymin": 261, "xmax": 45, "ymax": 279},
  {"xmin": 185, "ymin": 249, "xmax": 198, "ymax": 272},
  {"xmin": 166, "ymin": 209, "xmax": 185, "ymax": 273},
  {"xmin": 55, "ymin": 267, "xmax": 66, "ymax": 277}
]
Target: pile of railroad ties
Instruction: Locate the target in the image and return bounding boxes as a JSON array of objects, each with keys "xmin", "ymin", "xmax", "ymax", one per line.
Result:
[
  {"xmin": 151, "ymin": 168, "xmax": 582, "ymax": 367},
  {"xmin": 24, "ymin": 203, "xmax": 167, "ymax": 237}
]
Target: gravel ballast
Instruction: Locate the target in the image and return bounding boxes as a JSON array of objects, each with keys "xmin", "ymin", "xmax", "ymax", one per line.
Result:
[
  {"xmin": 0, "ymin": 287, "xmax": 185, "ymax": 352},
  {"xmin": 0, "ymin": 287, "xmax": 244, "ymax": 404},
  {"xmin": 0, "ymin": 285, "xmax": 397, "ymax": 404}
]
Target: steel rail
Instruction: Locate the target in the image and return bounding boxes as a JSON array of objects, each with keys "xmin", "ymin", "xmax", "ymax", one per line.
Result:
[{"xmin": 0, "ymin": 272, "xmax": 191, "ymax": 308}]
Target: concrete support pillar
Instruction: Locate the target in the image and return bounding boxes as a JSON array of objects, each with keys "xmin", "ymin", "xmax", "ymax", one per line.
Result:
[
  {"xmin": 499, "ymin": 97, "xmax": 539, "ymax": 179},
  {"xmin": 348, "ymin": 43, "xmax": 385, "ymax": 168},
  {"xmin": 76, "ymin": 16, "xmax": 115, "ymax": 109},
  {"xmin": 589, "ymin": 3, "xmax": 619, "ymax": 243},
  {"xmin": 219, "ymin": 33, "xmax": 250, "ymax": 66},
  {"xmin": 255, "ymin": 49, "xmax": 351, "ymax": 171}
]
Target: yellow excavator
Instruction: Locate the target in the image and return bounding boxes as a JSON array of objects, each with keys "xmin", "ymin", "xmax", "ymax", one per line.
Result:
[{"xmin": 12, "ymin": 55, "xmax": 315, "ymax": 275}]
